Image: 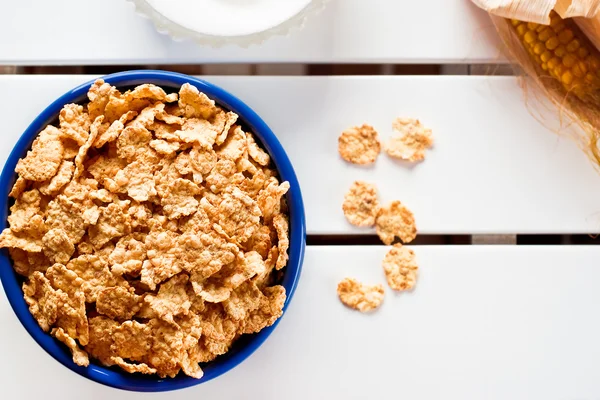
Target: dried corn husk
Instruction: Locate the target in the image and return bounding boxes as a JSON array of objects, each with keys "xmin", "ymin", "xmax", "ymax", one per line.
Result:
[
  {"xmin": 472, "ymin": 0, "xmax": 600, "ymax": 22},
  {"xmin": 471, "ymin": 0, "xmax": 600, "ymax": 171}
]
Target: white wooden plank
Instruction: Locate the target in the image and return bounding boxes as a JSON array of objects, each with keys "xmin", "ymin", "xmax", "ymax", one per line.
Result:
[
  {"xmin": 0, "ymin": 0, "xmax": 502, "ymax": 65},
  {"xmin": 2, "ymin": 75, "xmax": 600, "ymax": 234},
  {"xmin": 2, "ymin": 245, "xmax": 600, "ymax": 399}
]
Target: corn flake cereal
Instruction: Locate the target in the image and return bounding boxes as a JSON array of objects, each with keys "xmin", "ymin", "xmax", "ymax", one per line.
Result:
[
  {"xmin": 342, "ymin": 181, "xmax": 380, "ymax": 227},
  {"xmin": 338, "ymin": 124, "xmax": 381, "ymax": 165},
  {"xmin": 337, "ymin": 278, "xmax": 384, "ymax": 313},
  {"xmin": 385, "ymin": 118, "xmax": 433, "ymax": 162},
  {"xmin": 382, "ymin": 244, "xmax": 418, "ymax": 291},
  {"xmin": 1, "ymin": 80, "xmax": 291, "ymax": 380},
  {"xmin": 375, "ymin": 200, "xmax": 417, "ymax": 245}
]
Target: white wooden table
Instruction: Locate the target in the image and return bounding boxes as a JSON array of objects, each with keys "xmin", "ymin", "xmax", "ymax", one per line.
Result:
[{"xmin": 2, "ymin": 1, "xmax": 600, "ymax": 399}]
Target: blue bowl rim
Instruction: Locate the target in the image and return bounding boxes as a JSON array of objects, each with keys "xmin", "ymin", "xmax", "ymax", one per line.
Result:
[{"xmin": 0, "ymin": 70, "xmax": 306, "ymax": 392}]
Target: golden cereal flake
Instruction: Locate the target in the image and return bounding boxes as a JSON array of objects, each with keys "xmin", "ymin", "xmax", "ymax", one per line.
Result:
[
  {"xmin": 0, "ymin": 228, "xmax": 43, "ymax": 252},
  {"xmin": 97, "ymin": 287, "xmax": 141, "ymax": 320},
  {"xmin": 55, "ymin": 289, "xmax": 89, "ymax": 345},
  {"xmin": 375, "ymin": 200, "xmax": 417, "ymax": 245},
  {"xmin": 145, "ymin": 319, "xmax": 187, "ymax": 378},
  {"xmin": 46, "ymin": 263, "xmax": 83, "ymax": 297},
  {"xmin": 74, "ymin": 115, "xmax": 103, "ymax": 179},
  {"xmin": 87, "ymin": 155, "xmax": 126, "ymax": 185},
  {"xmin": 216, "ymin": 187, "xmax": 261, "ymax": 243},
  {"xmin": 190, "ymin": 147, "xmax": 218, "ymax": 175},
  {"xmin": 143, "ymin": 274, "xmax": 191, "ymax": 323},
  {"xmin": 156, "ymin": 109, "xmax": 185, "ymax": 125},
  {"xmin": 15, "ymin": 126, "xmax": 64, "ymax": 182},
  {"xmin": 337, "ymin": 278, "xmax": 384, "ymax": 313},
  {"xmin": 272, "ymin": 214, "xmax": 289, "ymax": 271},
  {"xmin": 7, "ymin": 189, "xmax": 42, "ymax": 234},
  {"xmin": 240, "ymin": 285, "xmax": 286, "ymax": 334},
  {"xmin": 59, "ymin": 104, "xmax": 91, "ymax": 146},
  {"xmin": 175, "ymin": 117, "xmax": 219, "ymax": 149},
  {"xmin": 116, "ymin": 124, "xmax": 153, "ymax": 162},
  {"xmin": 244, "ymin": 225, "xmax": 273, "ymax": 260},
  {"xmin": 128, "ymin": 84, "xmax": 177, "ymax": 104},
  {"xmin": 109, "ymin": 235, "xmax": 146, "ymax": 276},
  {"xmin": 215, "ymin": 111, "xmax": 239, "ymax": 146},
  {"xmin": 149, "ymin": 139, "xmax": 181, "ymax": 156},
  {"xmin": 204, "ymin": 159, "xmax": 238, "ymax": 193},
  {"xmin": 52, "ymin": 327, "xmax": 90, "ymax": 367},
  {"xmin": 66, "ymin": 254, "xmax": 126, "ymax": 302},
  {"xmin": 342, "ymin": 181, "xmax": 380, "ymax": 227},
  {"xmin": 87, "ymin": 79, "xmax": 116, "ymax": 120},
  {"xmin": 338, "ymin": 124, "xmax": 381, "ymax": 165},
  {"xmin": 160, "ymin": 178, "xmax": 201, "ymax": 220},
  {"xmin": 93, "ymin": 111, "xmax": 137, "ymax": 148},
  {"xmin": 9, "ymin": 248, "xmax": 49, "ymax": 276},
  {"xmin": 39, "ymin": 160, "xmax": 74, "ymax": 196},
  {"xmin": 174, "ymin": 151, "xmax": 202, "ymax": 183},
  {"xmin": 22, "ymin": 272, "xmax": 62, "ymax": 331},
  {"xmin": 111, "ymin": 320, "xmax": 153, "ymax": 361},
  {"xmin": 382, "ymin": 244, "xmax": 418, "ymax": 291},
  {"xmin": 142, "ymin": 230, "xmax": 183, "ymax": 290},
  {"xmin": 85, "ymin": 316, "xmax": 119, "ymax": 366},
  {"xmin": 111, "ymin": 357, "xmax": 157, "ymax": 375},
  {"xmin": 222, "ymin": 281, "xmax": 262, "ymax": 321},
  {"xmin": 385, "ymin": 118, "xmax": 433, "ymax": 162},
  {"xmin": 150, "ymin": 121, "xmax": 180, "ymax": 141},
  {"xmin": 113, "ymin": 152, "xmax": 159, "ymax": 202},
  {"xmin": 246, "ymin": 133, "xmax": 270, "ymax": 166},
  {"xmin": 9, "ymin": 177, "xmax": 27, "ymax": 199},
  {"xmin": 42, "ymin": 228, "xmax": 75, "ymax": 265},
  {"xmin": 253, "ymin": 246, "xmax": 278, "ymax": 289},
  {"xmin": 216, "ymin": 125, "xmax": 246, "ymax": 161},
  {"xmin": 88, "ymin": 200, "xmax": 132, "ymax": 248},
  {"xmin": 257, "ymin": 179, "xmax": 290, "ymax": 222},
  {"xmin": 178, "ymin": 83, "xmax": 218, "ymax": 119}
]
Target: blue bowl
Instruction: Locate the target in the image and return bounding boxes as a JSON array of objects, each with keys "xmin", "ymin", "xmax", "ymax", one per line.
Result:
[{"xmin": 0, "ymin": 70, "xmax": 306, "ymax": 392}]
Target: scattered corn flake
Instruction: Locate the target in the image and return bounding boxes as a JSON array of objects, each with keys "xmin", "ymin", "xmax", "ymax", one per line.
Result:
[
  {"xmin": 111, "ymin": 320, "xmax": 152, "ymax": 361},
  {"xmin": 150, "ymin": 121, "xmax": 180, "ymax": 141},
  {"xmin": 87, "ymin": 79, "xmax": 116, "ymax": 120},
  {"xmin": 382, "ymin": 244, "xmax": 418, "ymax": 291},
  {"xmin": 42, "ymin": 228, "xmax": 75, "ymax": 264},
  {"xmin": 97, "ymin": 286, "xmax": 141, "ymax": 320},
  {"xmin": 240, "ymin": 285, "xmax": 286, "ymax": 334},
  {"xmin": 150, "ymin": 139, "xmax": 180, "ymax": 156},
  {"xmin": 66, "ymin": 254, "xmax": 125, "ymax": 302},
  {"xmin": 272, "ymin": 214, "xmax": 289, "ymax": 270},
  {"xmin": 180, "ymin": 351, "xmax": 204, "ymax": 379},
  {"xmin": 223, "ymin": 281, "xmax": 262, "ymax": 321},
  {"xmin": 257, "ymin": 179, "xmax": 290, "ymax": 222},
  {"xmin": 338, "ymin": 124, "xmax": 381, "ymax": 165},
  {"xmin": 46, "ymin": 263, "xmax": 83, "ymax": 297},
  {"xmin": 39, "ymin": 160, "xmax": 74, "ymax": 196},
  {"xmin": 246, "ymin": 133, "xmax": 270, "ymax": 166},
  {"xmin": 142, "ymin": 230, "xmax": 183, "ymax": 290},
  {"xmin": 156, "ymin": 109, "xmax": 185, "ymax": 125},
  {"xmin": 253, "ymin": 246, "xmax": 278, "ymax": 288},
  {"xmin": 385, "ymin": 118, "xmax": 433, "ymax": 162},
  {"xmin": 179, "ymin": 231, "xmax": 237, "ymax": 281},
  {"xmin": 146, "ymin": 319, "xmax": 186, "ymax": 378},
  {"xmin": 337, "ymin": 278, "xmax": 384, "ymax": 313},
  {"xmin": 217, "ymin": 126, "xmax": 247, "ymax": 161},
  {"xmin": 59, "ymin": 104, "xmax": 91, "ymax": 146},
  {"xmin": 55, "ymin": 289, "xmax": 89, "ymax": 345},
  {"xmin": 74, "ymin": 116, "xmax": 103, "ymax": 179},
  {"xmin": 8, "ymin": 189, "xmax": 42, "ymax": 234},
  {"xmin": 53, "ymin": 327, "xmax": 90, "ymax": 367},
  {"xmin": 9, "ymin": 176, "xmax": 27, "ymax": 199},
  {"xmin": 204, "ymin": 159, "xmax": 237, "ymax": 193},
  {"xmin": 9, "ymin": 248, "xmax": 49, "ymax": 276},
  {"xmin": 244, "ymin": 225, "xmax": 273, "ymax": 260},
  {"xmin": 375, "ymin": 200, "xmax": 417, "ymax": 245},
  {"xmin": 113, "ymin": 153, "xmax": 159, "ymax": 202},
  {"xmin": 175, "ymin": 117, "xmax": 219, "ymax": 149},
  {"xmin": 143, "ymin": 274, "xmax": 191, "ymax": 323},
  {"xmin": 190, "ymin": 147, "xmax": 217, "ymax": 175},
  {"xmin": 15, "ymin": 126, "xmax": 64, "ymax": 182},
  {"xmin": 342, "ymin": 181, "xmax": 380, "ymax": 227},
  {"xmin": 128, "ymin": 84, "xmax": 177, "ymax": 104}
]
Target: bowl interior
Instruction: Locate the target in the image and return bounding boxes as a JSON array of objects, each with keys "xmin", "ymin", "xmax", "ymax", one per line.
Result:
[{"xmin": 0, "ymin": 70, "xmax": 306, "ymax": 392}]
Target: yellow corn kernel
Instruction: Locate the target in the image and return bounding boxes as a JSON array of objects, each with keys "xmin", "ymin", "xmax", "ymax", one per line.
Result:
[
  {"xmin": 562, "ymin": 71, "xmax": 574, "ymax": 85},
  {"xmin": 516, "ymin": 23, "xmax": 527, "ymax": 37},
  {"xmin": 534, "ymin": 42, "xmax": 546, "ymax": 55},
  {"xmin": 563, "ymin": 53, "xmax": 577, "ymax": 68},
  {"xmin": 586, "ymin": 73, "xmax": 596, "ymax": 83},
  {"xmin": 546, "ymin": 37, "xmax": 560, "ymax": 50},
  {"xmin": 527, "ymin": 22, "xmax": 538, "ymax": 30},
  {"xmin": 511, "ymin": 19, "xmax": 521, "ymax": 26},
  {"xmin": 547, "ymin": 57, "xmax": 561, "ymax": 70},
  {"xmin": 572, "ymin": 63, "xmax": 584, "ymax": 78},
  {"xmin": 567, "ymin": 39, "xmax": 581, "ymax": 52},
  {"xmin": 536, "ymin": 24, "xmax": 548, "ymax": 33},
  {"xmin": 578, "ymin": 47, "xmax": 589, "ymax": 58},
  {"xmin": 541, "ymin": 51, "xmax": 553, "ymax": 63},
  {"xmin": 558, "ymin": 29, "xmax": 574, "ymax": 44},
  {"xmin": 555, "ymin": 45, "xmax": 567, "ymax": 57},
  {"xmin": 524, "ymin": 30, "xmax": 537, "ymax": 44},
  {"xmin": 538, "ymin": 28, "xmax": 553, "ymax": 42}
]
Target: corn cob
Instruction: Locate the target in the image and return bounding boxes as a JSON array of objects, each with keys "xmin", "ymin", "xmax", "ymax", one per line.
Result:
[{"xmin": 510, "ymin": 11, "xmax": 600, "ymax": 103}]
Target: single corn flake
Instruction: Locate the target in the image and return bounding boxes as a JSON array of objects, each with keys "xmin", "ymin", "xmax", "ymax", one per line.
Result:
[
  {"xmin": 66, "ymin": 254, "xmax": 126, "ymax": 302},
  {"xmin": 9, "ymin": 177, "xmax": 27, "ymax": 199},
  {"xmin": 94, "ymin": 111, "xmax": 137, "ymax": 148},
  {"xmin": 52, "ymin": 327, "xmax": 90, "ymax": 367},
  {"xmin": 216, "ymin": 126, "xmax": 246, "ymax": 161},
  {"xmin": 111, "ymin": 357, "xmax": 157, "ymax": 375},
  {"xmin": 337, "ymin": 278, "xmax": 384, "ymax": 313},
  {"xmin": 0, "ymin": 228, "xmax": 43, "ymax": 252},
  {"xmin": 215, "ymin": 112, "xmax": 239, "ymax": 145},
  {"xmin": 240, "ymin": 285, "xmax": 286, "ymax": 334},
  {"xmin": 109, "ymin": 235, "xmax": 146, "ymax": 276},
  {"xmin": 111, "ymin": 320, "xmax": 153, "ymax": 361},
  {"xmin": 7, "ymin": 189, "xmax": 42, "ymax": 234},
  {"xmin": 142, "ymin": 230, "xmax": 183, "ymax": 290},
  {"xmin": 342, "ymin": 181, "xmax": 380, "ymax": 227},
  {"xmin": 257, "ymin": 179, "xmax": 289, "ymax": 222},
  {"xmin": 22, "ymin": 272, "xmax": 61, "ymax": 331},
  {"xmin": 39, "ymin": 160, "xmax": 74, "ymax": 196},
  {"xmin": 85, "ymin": 316, "xmax": 118, "ymax": 365},
  {"xmin": 42, "ymin": 228, "xmax": 75, "ymax": 264},
  {"xmin": 385, "ymin": 118, "xmax": 433, "ymax": 162},
  {"xmin": 74, "ymin": 116, "xmax": 103, "ymax": 179},
  {"xmin": 375, "ymin": 200, "xmax": 417, "ymax": 245},
  {"xmin": 116, "ymin": 124, "xmax": 153, "ymax": 162},
  {"xmin": 382, "ymin": 244, "xmax": 418, "ymax": 291},
  {"xmin": 15, "ymin": 126, "xmax": 64, "ymax": 182},
  {"xmin": 96, "ymin": 286, "xmax": 141, "ymax": 320},
  {"xmin": 88, "ymin": 200, "xmax": 132, "ymax": 248},
  {"xmin": 216, "ymin": 187, "xmax": 261, "ymax": 243},
  {"xmin": 272, "ymin": 214, "xmax": 289, "ymax": 270},
  {"xmin": 150, "ymin": 139, "xmax": 181, "ymax": 156},
  {"xmin": 143, "ymin": 274, "xmax": 191, "ymax": 323},
  {"xmin": 246, "ymin": 133, "xmax": 270, "ymax": 166},
  {"xmin": 179, "ymin": 83, "xmax": 218, "ymax": 119},
  {"xmin": 160, "ymin": 178, "xmax": 201, "ymax": 220},
  {"xmin": 59, "ymin": 104, "xmax": 91, "ymax": 146},
  {"xmin": 338, "ymin": 124, "xmax": 381, "ymax": 165}
]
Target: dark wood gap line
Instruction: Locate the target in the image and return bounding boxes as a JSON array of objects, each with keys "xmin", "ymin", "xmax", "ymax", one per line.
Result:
[
  {"xmin": 307, "ymin": 235, "xmax": 471, "ymax": 246},
  {"xmin": 517, "ymin": 234, "xmax": 600, "ymax": 245}
]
